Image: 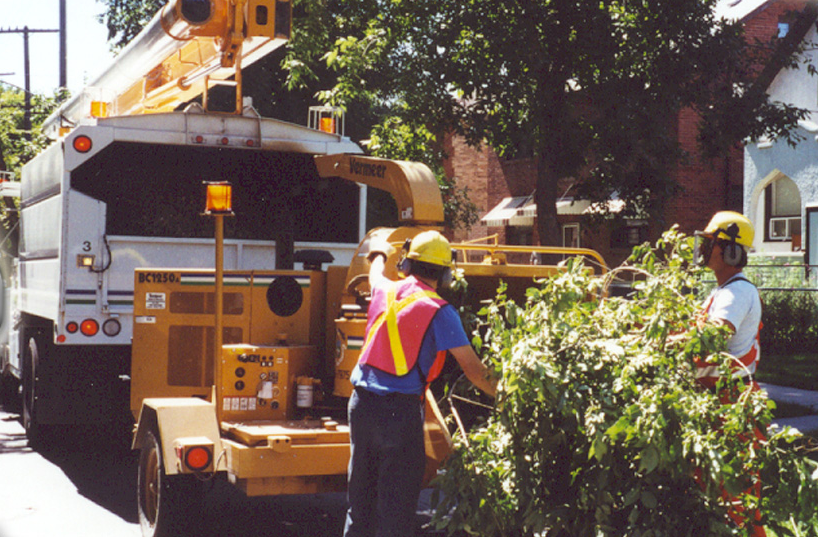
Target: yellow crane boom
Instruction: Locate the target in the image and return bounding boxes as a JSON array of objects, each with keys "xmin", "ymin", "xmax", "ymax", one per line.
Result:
[{"xmin": 43, "ymin": 0, "xmax": 291, "ymax": 137}]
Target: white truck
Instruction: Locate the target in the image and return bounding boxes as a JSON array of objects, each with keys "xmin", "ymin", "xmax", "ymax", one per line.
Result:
[{"xmin": 0, "ymin": 0, "xmax": 372, "ymax": 442}]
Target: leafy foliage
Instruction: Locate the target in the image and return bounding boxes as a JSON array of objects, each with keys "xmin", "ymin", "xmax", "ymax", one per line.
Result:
[
  {"xmin": 0, "ymin": 86, "xmax": 66, "ymax": 175},
  {"xmin": 741, "ymin": 259, "xmax": 818, "ymax": 362},
  {"xmin": 293, "ymin": 0, "xmax": 814, "ymax": 244},
  {"xmin": 433, "ymin": 230, "xmax": 818, "ymax": 536},
  {"xmin": 96, "ymin": 0, "xmax": 164, "ymax": 51},
  {"xmin": 757, "ymin": 291, "xmax": 818, "ymax": 356}
]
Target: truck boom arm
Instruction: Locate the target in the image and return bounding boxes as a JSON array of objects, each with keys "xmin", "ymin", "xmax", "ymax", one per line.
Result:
[{"xmin": 43, "ymin": 0, "xmax": 291, "ymax": 137}]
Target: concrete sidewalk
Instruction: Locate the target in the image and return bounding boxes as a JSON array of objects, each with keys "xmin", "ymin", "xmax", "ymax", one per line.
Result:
[{"xmin": 760, "ymin": 382, "xmax": 818, "ymax": 435}]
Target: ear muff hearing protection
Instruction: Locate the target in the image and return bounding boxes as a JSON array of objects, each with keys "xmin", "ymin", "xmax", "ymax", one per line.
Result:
[
  {"xmin": 717, "ymin": 223, "xmax": 746, "ymax": 267},
  {"xmin": 398, "ymin": 238, "xmax": 413, "ymax": 277},
  {"xmin": 721, "ymin": 241, "xmax": 744, "ymax": 267}
]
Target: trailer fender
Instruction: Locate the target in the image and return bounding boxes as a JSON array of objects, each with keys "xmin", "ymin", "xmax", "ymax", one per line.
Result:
[{"xmin": 133, "ymin": 397, "xmax": 225, "ymax": 476}]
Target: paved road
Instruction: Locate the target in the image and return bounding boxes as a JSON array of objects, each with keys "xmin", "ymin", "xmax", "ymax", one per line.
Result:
[
  {"xmin": 0, "ymin": 406, "xmax": 352, "ymax": 537},
  {"xmin": 0, "ymin": 405, "xmax": 443, "ymax": 537},
  {"xmin": 761, "ymin": 383, "xmax": 818, "ymax": 435}
]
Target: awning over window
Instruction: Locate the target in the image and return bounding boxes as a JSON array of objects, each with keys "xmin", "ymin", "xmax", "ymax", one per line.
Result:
[
  {"xmin": 480, "ymin": 195, "xmax": 536, "ymax": 226},
  {"xmin": 481, "ymin": 195, "xmax": 622, "ymax": 226}
]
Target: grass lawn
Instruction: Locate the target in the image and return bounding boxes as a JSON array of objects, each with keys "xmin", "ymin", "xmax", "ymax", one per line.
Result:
[{"xmin": 756, "ymin": 353, "xmax": 818, "ymax": 392}]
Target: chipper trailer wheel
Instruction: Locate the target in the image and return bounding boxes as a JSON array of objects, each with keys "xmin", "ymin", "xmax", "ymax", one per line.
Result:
[{"xmin": 138, "ymin": 428, "xmax": 205, "ymax": 537}]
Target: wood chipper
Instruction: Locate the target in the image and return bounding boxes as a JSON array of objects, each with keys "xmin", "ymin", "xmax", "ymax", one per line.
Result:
[{"xmin": 129, "ymin": 151, "xmax": 607, "ymax": 537}]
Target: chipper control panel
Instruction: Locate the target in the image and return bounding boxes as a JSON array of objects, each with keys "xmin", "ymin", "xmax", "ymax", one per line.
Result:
[{"xmin": 219, "ymin": 344, "xmax": 314, "ymax": 421}]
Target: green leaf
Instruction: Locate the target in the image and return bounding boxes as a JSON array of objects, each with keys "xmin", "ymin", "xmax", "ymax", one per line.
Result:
[{"xmin": 639, "ymin": 446, "xmax": 660, "ymax": 474}]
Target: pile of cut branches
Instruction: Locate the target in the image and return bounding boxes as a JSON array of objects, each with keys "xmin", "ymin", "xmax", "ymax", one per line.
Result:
[{"xmin": 433, "ymin": 229, "xmax": 818, "ymax": 537}]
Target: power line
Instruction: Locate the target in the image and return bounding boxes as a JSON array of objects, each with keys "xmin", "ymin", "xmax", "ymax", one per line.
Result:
[{"xmin": 0, "ymin": 26, "xmax": 59, "ymax": 138}]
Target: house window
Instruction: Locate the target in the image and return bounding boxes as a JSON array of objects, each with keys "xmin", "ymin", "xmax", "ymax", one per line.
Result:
[
  {"xmin": 562, "ymin": 223, "xmax": 580, "ymax": 248},
  {"xmin": 778, "ymin": 22, "xmax": 789, "ymax": 38},
  {"xmin": 765, "ymin": 177, "xmax": 801, "ymax": 242},
  {"xmin": 611, "ymin": 221, "xmax": 649, "ymax": 249}
]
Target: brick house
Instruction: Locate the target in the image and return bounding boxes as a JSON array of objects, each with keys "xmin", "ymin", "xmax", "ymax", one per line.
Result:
[{"xmin": 444, "ymin": 0, "xmax": 807, "ymax": 268}]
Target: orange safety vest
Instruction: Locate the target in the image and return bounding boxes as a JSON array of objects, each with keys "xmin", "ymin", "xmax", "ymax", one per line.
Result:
[
  {"xmin": 358, "ymin": 277, "xmax": 449, "ymax": 382},
  {"xmin": 693, "ymin": 277, "xmax": 767, "ymax": 537},
  {"xmin": 694, "ymin": 276, "xmax": 762, "ymax": 390}
]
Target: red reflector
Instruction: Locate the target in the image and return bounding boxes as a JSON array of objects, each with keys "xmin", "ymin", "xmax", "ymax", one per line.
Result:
[
  {"xmin": 57, "ymin": 334, "xmax": 66, "ymax": 343},
  {"xmin": 195, "ymin": 135, "xmax": 204, "ymax": 143},
  {"xmin": 246, "ymin": 139, "xmax": 255, "ymax": 147},
  {"xmin": 66, "ymin": 321, "xmax": 79, "ymax": 333},
  {"xmin": 185, "ymin": 446, "xmax": 212, "ymax": 471},
  {"xmin": 221, "ymin": 137, "xmax": 229, "ymax": 145},
  {"xmin": 80, "ymin": 319, "xmax": 99, "ymax": 337},
  {"xmin": 73, "ymin": 135, "xmax": 93, "ymax": 153}
]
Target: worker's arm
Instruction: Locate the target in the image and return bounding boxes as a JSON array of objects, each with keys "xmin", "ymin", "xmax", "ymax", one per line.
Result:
[
  {"xmin": 368, "ymin": 252, "xmax": 389, "ymax": 288},
  {"xmin": 366, "ymin": 236, "xmax": 394, "ymax": 288},
  {"xmin": 449, "ymin": 344, "xmax": 497, "ymax": 398}
]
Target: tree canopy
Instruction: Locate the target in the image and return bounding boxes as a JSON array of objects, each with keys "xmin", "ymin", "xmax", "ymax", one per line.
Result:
[{"xmin": 289, "ymin": 0, "xmax": 813, "ymax": 243}]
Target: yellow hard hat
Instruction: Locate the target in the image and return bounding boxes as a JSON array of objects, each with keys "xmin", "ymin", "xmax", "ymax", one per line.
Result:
[
  {"xmin": 407, "ymin": 230, "xmax": 452, "ymax": 268},
  {"xmin": 703, "ymin": 211, "xmax": 754, "ymax": 248}
]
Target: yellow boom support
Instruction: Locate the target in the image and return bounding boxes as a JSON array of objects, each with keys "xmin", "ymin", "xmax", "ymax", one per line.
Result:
[{"xmin": 43, "ymin": 0, "xmax": 291, "ymax": 136}]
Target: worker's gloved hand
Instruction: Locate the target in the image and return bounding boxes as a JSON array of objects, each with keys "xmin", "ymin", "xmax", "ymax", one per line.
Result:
[{"xmin": 366, "ymin": 236, "xmax": 395, "ymax": 263}]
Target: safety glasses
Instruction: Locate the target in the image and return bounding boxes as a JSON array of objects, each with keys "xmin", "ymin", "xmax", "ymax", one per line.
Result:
[{"xmin": 692, "ymin": 232, "xmax": 714, "ymax": 267}]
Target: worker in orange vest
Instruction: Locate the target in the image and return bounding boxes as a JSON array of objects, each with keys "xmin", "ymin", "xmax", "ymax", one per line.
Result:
[
  {"xmin": 693, "ymin": 211, "xmax": 765, "ymax": 537},
  {"xmin": 343, "ymin": 230, "xmax": 496, "ymax": 537}
]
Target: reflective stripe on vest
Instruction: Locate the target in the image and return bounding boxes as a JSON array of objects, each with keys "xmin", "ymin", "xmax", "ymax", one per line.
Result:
[{"xmin": 359, "ymin": 277, "xmax": 447, "ymax": 377}]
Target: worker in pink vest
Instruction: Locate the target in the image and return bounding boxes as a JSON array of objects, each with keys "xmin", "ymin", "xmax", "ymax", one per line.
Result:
[{"xmin": 343, "ymin": 230, "xmax": 496, "ymax": 537}]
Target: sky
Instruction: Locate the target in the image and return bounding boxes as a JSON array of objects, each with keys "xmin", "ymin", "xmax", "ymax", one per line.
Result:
[{"xmin": 0, "ymin": 0, "xmax": 116, "ymax": 96}]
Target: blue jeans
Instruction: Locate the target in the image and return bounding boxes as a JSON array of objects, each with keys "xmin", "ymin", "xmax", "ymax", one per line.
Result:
[{"xmin": 343, "ymin": 387, "xmax": 426, "ymax": 537}]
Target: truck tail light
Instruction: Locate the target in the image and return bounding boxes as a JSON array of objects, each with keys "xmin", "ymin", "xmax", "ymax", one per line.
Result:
[
  {"xmin": 66, "ymin": 321, "xmax": 79, "ymax": 334},
  {"xmin": 73, "ymin": 135, "xmax": 93, "ymax": 153},
  {"xmin": 102, "ymin": 319, "xmax": 122, "ymax": 337},
  {"xmin": 175, "ymin": 437, "xmax": 215, "ymax": 473},
  {"xmin": 80, "ymin": 319, "xmax": 99, "ymax": 336}
]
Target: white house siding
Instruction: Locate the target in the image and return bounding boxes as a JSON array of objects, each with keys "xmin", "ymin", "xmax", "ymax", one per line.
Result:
[
  {"xmin": 743, "ymin": 21, "xmax": 818, "ymax": 261},
  {"xmin": 744, "ymin": 131, "xmax": 818, "ymax": 257}
]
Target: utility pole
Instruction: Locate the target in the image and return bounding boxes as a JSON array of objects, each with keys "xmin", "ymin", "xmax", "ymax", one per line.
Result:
[
  {"xmin": 0, "ymin": 26, "xmax": 60, "ymax": 137},
  {"xmin": 59, "ymin": 0, "xmax": 67, "ymax": 88}
]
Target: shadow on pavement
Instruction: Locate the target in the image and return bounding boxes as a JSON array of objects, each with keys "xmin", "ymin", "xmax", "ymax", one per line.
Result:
[
  {"xmin": 34, "ymin": 424, "xmax": 140, "ymax": 524},
  {"xmin": 2, "ymin": 405, "xmax": 441, "ymax": 536}
]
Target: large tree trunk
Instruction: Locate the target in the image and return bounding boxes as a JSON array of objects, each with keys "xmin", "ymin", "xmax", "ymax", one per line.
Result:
[{"xmin": 534, "ymin": 152, "xmax": 561, "ymax": 247}]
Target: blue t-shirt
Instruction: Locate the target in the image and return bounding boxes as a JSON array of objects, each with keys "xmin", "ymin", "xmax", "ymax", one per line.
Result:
[{"xmin": 350, "ymin": 303, "xmax": 470, "ymax": 395}]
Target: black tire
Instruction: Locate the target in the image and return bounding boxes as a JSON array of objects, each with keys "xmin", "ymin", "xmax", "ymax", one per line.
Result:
[
  {"xmin": 138, "ymin": 428, "xmax": 205, "ymax": 537},
  {"xmin": 0, "ymin": 371, "xmax": 19, "ymax": 409},
  {"xmin": 22, "ymin": 332, "xmax": 47, "ymax": 447}
]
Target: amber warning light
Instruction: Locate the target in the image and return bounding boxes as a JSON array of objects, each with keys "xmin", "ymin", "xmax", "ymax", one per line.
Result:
[{"xmin": 204, "ymin": 181, "xmax": 233, "ymax": 215}]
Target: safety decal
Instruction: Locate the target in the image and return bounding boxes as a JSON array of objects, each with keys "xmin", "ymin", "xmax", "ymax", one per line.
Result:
[
  {"xmin": 145, "ymin": 292, "xmax": 166, "ymax": 310},
  {"xmin": 223, "ymin": 397, "xmax": 255, "ymax": 411}
]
